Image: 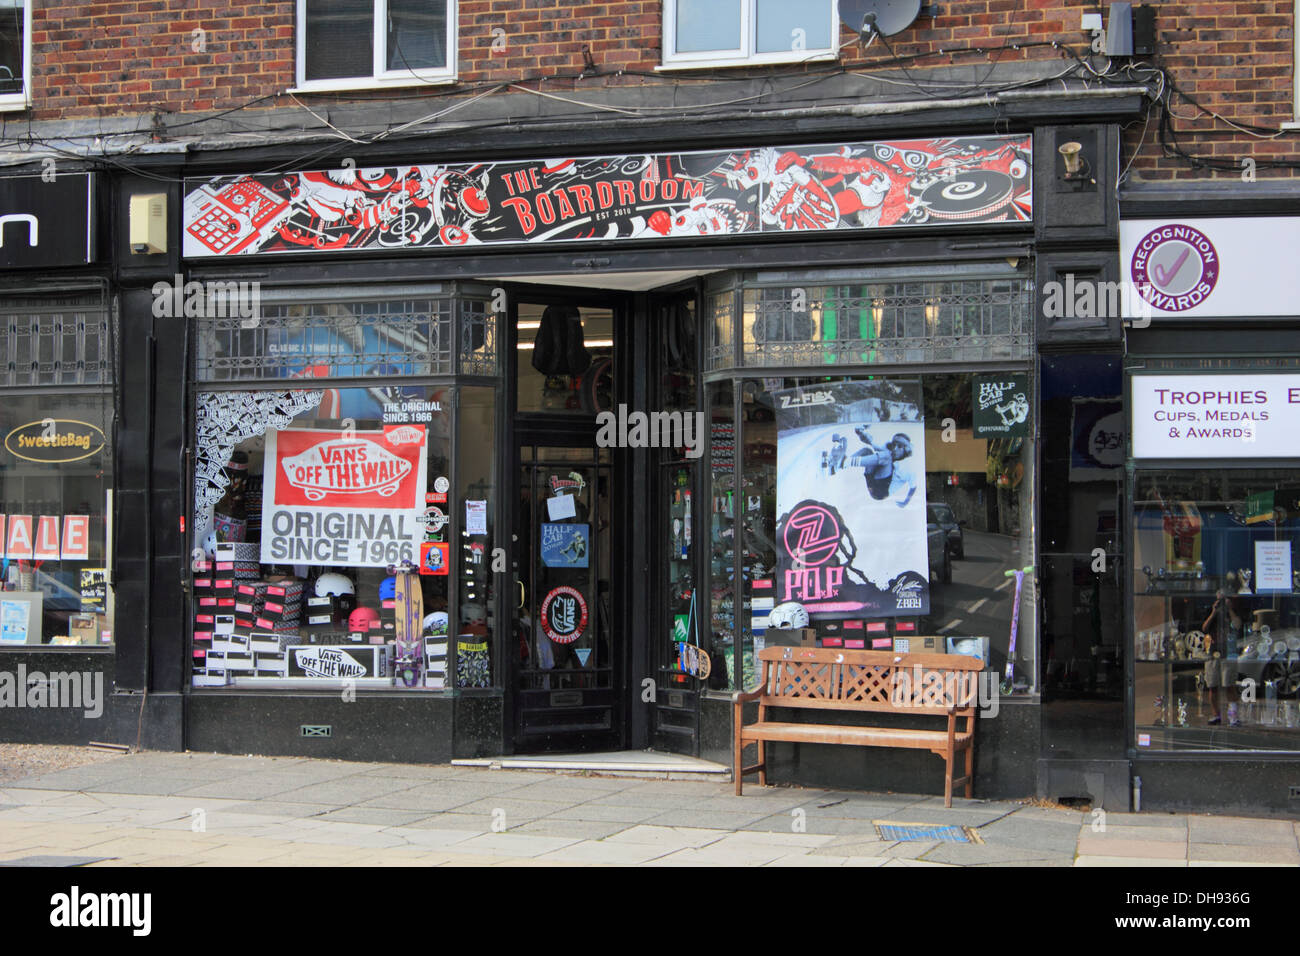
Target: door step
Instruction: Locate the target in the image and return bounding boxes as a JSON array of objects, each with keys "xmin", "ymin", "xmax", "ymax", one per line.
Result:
[{"xmin": 452, "ymin": 750, "xmax": 730, "ymax": 780}]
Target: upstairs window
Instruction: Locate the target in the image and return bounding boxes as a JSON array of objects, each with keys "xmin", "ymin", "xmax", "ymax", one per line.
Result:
[
  {"xmin": 662, "ymin": 0, "xmax": 837, "ymax": 69},
  {"xmin": 0, "ymin": 0, "xmax": 30, "ymax": 110},
  {"xmin": 295, "ymin": 0, "xmax": 456, "ymax": 92}
]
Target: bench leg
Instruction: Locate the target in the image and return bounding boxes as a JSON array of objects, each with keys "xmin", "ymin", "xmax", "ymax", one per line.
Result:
[
  {"xmin": 758, "ymin": 739, "xmax": 767, "ymax": 787},
  {"xmin": 944, "ymin": 751, "xmax": 953, "ymax": 809},
  {"xmin": 964, "ymin": 745, "xmax": 973, "ymax": 799},
  {"xmin": 734, "ymin": 742, "xmax": 743, "ymax": 796}
]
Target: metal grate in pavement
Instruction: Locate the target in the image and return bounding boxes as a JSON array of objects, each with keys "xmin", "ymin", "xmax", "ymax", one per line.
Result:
[{"xmin": 874, "ymin": 821, "xmax": 981, "ymax": 844}]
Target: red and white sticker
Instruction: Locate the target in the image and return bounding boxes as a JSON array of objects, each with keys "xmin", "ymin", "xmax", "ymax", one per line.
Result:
[{"xmin": 540, "ymin": 586, "xmax": 588, "ymax": 645}]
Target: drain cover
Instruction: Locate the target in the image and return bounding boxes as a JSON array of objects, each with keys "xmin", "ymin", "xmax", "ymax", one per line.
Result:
[{"xmin": 874, "ymin": 821, "xmax": 980, "ymax": 844}]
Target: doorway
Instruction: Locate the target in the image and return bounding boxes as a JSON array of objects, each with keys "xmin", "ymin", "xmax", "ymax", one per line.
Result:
[{"xmin": 507, "ymin": 291, "xmax": 625, "ymax": 752}]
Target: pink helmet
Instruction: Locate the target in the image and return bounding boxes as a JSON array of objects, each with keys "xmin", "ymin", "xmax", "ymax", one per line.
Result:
[{"xmin": 347, "ymin": 606, "xmax": 380, "ymax": 632}]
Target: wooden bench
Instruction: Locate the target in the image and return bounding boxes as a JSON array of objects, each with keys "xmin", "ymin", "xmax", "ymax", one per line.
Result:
[{"xmin": 733, "ymin": 647, "xmax": 983, "ymax": 807}]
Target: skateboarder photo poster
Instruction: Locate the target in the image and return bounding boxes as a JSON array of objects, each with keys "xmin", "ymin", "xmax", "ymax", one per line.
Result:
[{"xmin": 774, "ymin": 379, "xmax": 929, "ymax": 618}]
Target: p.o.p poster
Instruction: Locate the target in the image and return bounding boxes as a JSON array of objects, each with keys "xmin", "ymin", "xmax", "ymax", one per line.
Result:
[
  {"xmin": 261, "ymin": 425, "xmax": 427, "ymax": 567},
  {"xmin": 775, "ymin": 380, "xmax": 930, "ymax": 618}
]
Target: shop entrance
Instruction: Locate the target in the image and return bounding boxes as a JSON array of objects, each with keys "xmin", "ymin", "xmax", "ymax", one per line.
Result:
[
  {"xmin": 507, "ymin": 291, "xmax": 625, "ymax": 752},
  {"xmin": 513, "ymin": 444, "xmax": 617, "ymax": 751}
]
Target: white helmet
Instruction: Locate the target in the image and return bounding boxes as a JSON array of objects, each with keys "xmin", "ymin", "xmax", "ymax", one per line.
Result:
[
  {"xmin": 768, "ymin": 602, "xmax": 809, "ymax": 629},
  {"xmin": 423, "ymin": 611, "xmax": 449, "ymax": 636},
  {"xmin": 314, "ymin": 572, "xmax": 355, "ymax": 598}
]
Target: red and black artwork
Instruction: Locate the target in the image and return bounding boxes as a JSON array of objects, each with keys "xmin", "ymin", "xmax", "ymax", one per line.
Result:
[{"xmin": 182, "ymin": 134, "xmax": 1032, "ymax": 257}]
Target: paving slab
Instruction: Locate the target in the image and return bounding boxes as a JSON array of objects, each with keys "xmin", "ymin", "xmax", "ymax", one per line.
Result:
[
  {"xmin": 921, "ymin": 842, "xmax": 1070, "ymax": 866},
  {"xmin": 315, "ymin": 807, "xmax": 435, "ymax": 827},
  {"xmin": 1186, "ymin": 843, "xmax": 1300, "ymax": 864},
  {"xmin": 975, "ymin": 817, "xmax": 1084, "ymax": 854},
  {"xmin": 547, "ymin": 804, "xmax": 664, "ymax": 824},
  {"xmin": 1083, "ymin": 824, "xmax": 1187, "ymax": 844},
  {"xmin": 1075, "ymin": 834, "xmax": 1187, "ymax": 859},
  {"xmin": 1075, "ymin": 856, "xmax": 1188, "ymax": 867},
  {"xmin": 534, "ymin": 840, "xmax": 674, "ymax": 865},
  {"xmin": 449, "ymin": 832, "xmax": 581, "ymax": 858},
  {"xmin": 506, "ymin": 819, "xmax": 628, "ymax": 841},
  {"xmin": 1187, "ymin": 816, "xmax": 1298, "ymax": 847}
]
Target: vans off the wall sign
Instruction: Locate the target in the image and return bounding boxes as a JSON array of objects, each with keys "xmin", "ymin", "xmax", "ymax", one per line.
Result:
[{"xmin": 182, "ymin": 135, "xmax": 1031, "ymax": 257}]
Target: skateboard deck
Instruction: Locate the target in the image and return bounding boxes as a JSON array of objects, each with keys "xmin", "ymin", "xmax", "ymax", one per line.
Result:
[
  {"xmin": 391, "ymin": 561, "xmax": 424, "ymax": 688},
  {"xmin": 676, "ymin": 641, "xmax": 712, "ymax": 680}
]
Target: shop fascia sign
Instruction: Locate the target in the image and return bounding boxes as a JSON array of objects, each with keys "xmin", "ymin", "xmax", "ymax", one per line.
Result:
[
  {"xmin": 0, "ymin": 172, "xmax": 96, "ymax": 268},
  {"xmin": 1131, "ymin": 373, "xmax": 1300, "ymax": 458},
  {"xmin": 182, "ymin": 134, "xmax": 1032, "ymax": 258},
  {"xmin": 1120, "ymin": 217, "xmax": 1300, "ymax": 318}
]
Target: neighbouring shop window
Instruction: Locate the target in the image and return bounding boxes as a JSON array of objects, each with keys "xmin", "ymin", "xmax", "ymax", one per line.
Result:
[
  {"xmin": 0, "ymin": 0, "xmax": 29, "ymax": 107},
  {"xmin": 0, "ymin": 391, "xmax": 114, "ymax": 646},
  {"xmin": 709, "ymin": 369, "xmax": 1037, "ymax": 695},
  {"xmin": 1133, "ymin": 469, "xmax": 1300, "ymax": 750},
  {"xmin": 663, "ymin": 0, "xmax": 837, "ymax": 68},
  {"xmin": 191, "ymin": 385, "xmax": 455, "ymax": 689},
  {"xmin": 297, "ymin": 0, "xmax": 456, "ymax": 90}
]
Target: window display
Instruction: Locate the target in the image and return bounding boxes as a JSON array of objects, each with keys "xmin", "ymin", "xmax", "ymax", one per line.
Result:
[
  {"xmin": 1133, "ymin": 469, "xmax": 1300, "ymax": 750},
  {"xmin": 190, "ymin": 384, "xmax": 457, "ymax": 689},
  {"xmin": 706, "ymin": 370, "xmax": 1036, "ymax": 694},
  {"xmin": 0, "ymin": 391, "xmax": 115, "ymax": 646}
]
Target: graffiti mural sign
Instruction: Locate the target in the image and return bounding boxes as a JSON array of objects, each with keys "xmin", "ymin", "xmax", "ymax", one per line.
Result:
[{"xmin": 182, "ymin": 135, "xmax": 1031, "ymax": 257}]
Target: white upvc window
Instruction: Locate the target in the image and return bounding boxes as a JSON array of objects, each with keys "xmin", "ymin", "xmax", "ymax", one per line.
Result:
[
  {"xmin": 294, "ymin": 0, "xmax": 456, "ymax": 93},
  {"xmin": 0, "ymin": 0, "xmax": 31, "ymax": 112},
  {"xmin": 661, "ymin": 0, "xmax": 839, "ymax": 70}
]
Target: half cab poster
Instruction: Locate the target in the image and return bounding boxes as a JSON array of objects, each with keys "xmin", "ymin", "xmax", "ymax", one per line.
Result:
[
  {"xmin": 775, "ymin": 380, "xmax": 929, "ymax": 619},
  {"xmin": 261, "ymin": 426, "xmax": 428, "ymax": 568},
  {"xmin": 183, "ymin": 135, "xmax": 1031, "ymax": 257}
]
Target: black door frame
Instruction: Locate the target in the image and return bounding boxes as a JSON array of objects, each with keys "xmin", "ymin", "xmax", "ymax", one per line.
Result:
[{"xmin": 500, "ymin": 282, "xmax": 642, "ymax": 753}]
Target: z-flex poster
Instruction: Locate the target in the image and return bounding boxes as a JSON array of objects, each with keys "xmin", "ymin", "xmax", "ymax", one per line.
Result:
[
  {"xmin": 775, "ymin": 380, "xmax": 929, "ymax": 618},
  {"xmin": 183, "ymin": 135, "xmax": 1031, "ymax": 257},
  {"xmin": 261, "ymin": 426, "xmax": 428, "ymax": 567}
]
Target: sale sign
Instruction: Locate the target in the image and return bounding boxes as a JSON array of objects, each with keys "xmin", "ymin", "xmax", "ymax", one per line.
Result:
[
  {"xmin": 0, "ymin": 514, "xmax": 90, "ymax": 560},
  {"xmin": 261, "ymin": 426, "xmax": 427, "ymax": 568}
]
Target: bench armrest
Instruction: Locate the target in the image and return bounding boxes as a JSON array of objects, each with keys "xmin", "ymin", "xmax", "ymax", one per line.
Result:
[{"xmin": 732, "ymin": 687, "xmax": 765, "ymax": 707}]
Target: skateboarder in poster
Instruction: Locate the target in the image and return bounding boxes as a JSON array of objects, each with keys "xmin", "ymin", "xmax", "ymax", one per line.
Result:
[{"xmin": 849, "ymin": 427, "xmax": 918, "ymax": 507}]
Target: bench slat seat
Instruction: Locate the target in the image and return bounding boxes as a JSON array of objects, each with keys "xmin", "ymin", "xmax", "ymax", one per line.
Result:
[
  {"xmin": 733, "ymin": 647, "xmax": 983, "ymax": 807},
  {"xmin": 739, "ymin": 722, "xmax": 973, "ymax": 750}
]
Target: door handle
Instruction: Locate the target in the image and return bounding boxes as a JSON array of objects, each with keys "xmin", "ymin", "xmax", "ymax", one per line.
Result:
[{"xmin": 516, "ymin": 579, "xmax": 525, "ymax": 610}]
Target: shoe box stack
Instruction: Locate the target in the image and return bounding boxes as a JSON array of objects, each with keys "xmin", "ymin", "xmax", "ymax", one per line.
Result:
[{"xmin": 425, "ymin": 634, "xmax": 448, "ymax": 689}]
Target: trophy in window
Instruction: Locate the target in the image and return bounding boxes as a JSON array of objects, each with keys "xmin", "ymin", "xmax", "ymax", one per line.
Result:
[{"xmin": 1238, "ymin": 568, "xmax": 1253, "ymax": 595}]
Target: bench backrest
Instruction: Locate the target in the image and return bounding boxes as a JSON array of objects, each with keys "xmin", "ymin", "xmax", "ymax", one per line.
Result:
[{"xmin": 754, "ymin": 646, "xmax": 983, "ymax": 716}]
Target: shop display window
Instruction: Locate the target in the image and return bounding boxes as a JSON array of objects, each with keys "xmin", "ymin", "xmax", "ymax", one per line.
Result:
[
  {"xmin": 0, "ymin": 391, "xmax": 115, "ymax": 646},
  {"xmin": 706, "ymin": 369, "xmax": 1036, "ymax": 695},
  {"xmin": 191, "ymin": 385, "xmax": 458, "ymax": 689},
  {"xmin": 1133, "ymin": 469, "xmax": 1300, "ymax": 750}
]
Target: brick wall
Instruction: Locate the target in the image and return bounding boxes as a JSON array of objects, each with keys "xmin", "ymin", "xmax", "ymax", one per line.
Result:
[{"xmin": 26, "ymin": 1, "xmax": 1298, "ymax": 180}]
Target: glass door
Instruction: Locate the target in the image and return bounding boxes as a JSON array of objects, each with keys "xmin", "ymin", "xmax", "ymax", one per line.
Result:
[{"xmin": 513, "ymin": 444, "xmax": 618, "ymax": 751}]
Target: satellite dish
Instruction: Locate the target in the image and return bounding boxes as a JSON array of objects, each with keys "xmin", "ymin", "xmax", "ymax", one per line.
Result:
[{"xmin": 839, "ymin": 0, "xmax": 922, "ymax": 37}]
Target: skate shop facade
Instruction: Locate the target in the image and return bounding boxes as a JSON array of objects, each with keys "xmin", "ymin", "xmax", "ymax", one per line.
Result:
[
  {"xmin": 11, "ymin": 92, "xmax": 1162, "ymax": 805},
  {"xmin": 0, "ymin": 170, "xmax": 126, "ymax": 743},
  {"xmin": 1119, "ymin": 185, "xmax": 1300, "ymax": 814}
]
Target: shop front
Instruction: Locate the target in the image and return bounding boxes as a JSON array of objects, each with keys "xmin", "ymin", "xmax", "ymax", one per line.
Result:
[
  {"xmin": 0, "ymin": 171, "xmax": 119, "ymax": 743},
  {"xmin": 158, "ymin": 114, "xmax": 1131, "ymax": 799},
  {"xmin": 1122, "ymin": 212, "xmax": 1300, "ymax": 813}
]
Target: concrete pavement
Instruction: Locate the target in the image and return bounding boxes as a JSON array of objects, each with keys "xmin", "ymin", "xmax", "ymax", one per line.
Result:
[{"xmin": 0, "ymin": 751, "xmax": 1296, "ymax": 866}]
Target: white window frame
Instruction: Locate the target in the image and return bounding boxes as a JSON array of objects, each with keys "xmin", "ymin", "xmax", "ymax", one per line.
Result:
[
  {"xmin": 660, "ymin": 0, "xmax": 839, "ymax": 70},
  {"xmin": 1289, "ymin": 0, "xmax": 1300, "ymax": 128},
  {"xmin": 292, "ymin": 0, "xmax": 457, "ymax": 93},
  {"xmin": 0, "ymin": 0, "xmax": 32, "ymax": 113}
]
